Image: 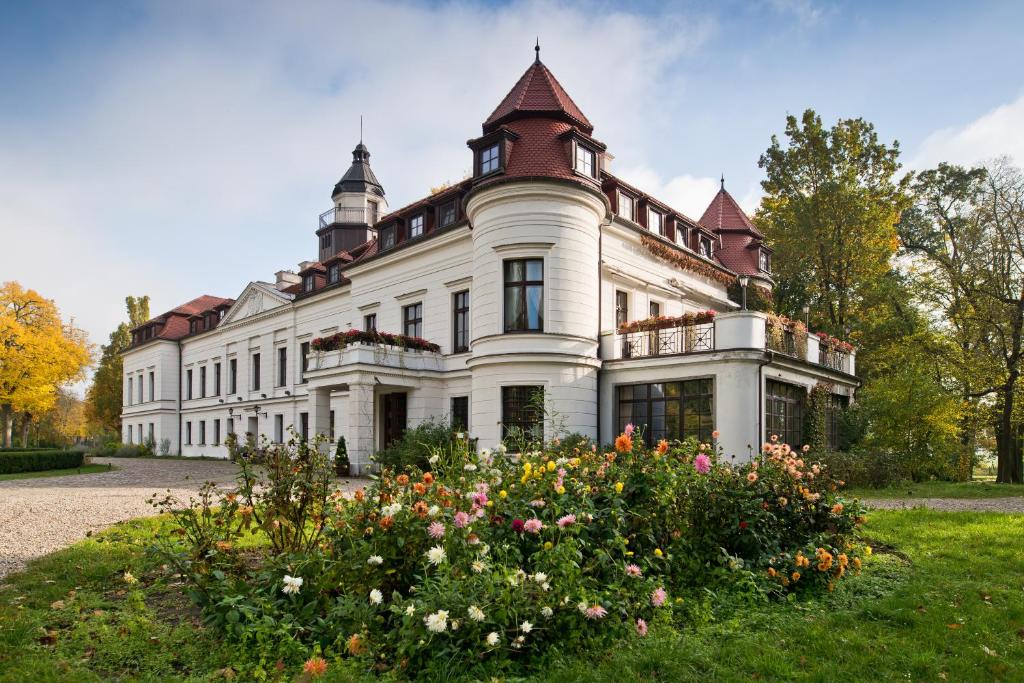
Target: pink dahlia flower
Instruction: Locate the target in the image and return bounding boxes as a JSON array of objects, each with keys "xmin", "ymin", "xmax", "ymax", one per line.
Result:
[
  {"xmin": 453, "ymin": 511, "xmax": 470, "ymax": 528},
  {"xmin": 651, "ymin": 587, "xmax": 667, "ymax": 607},
  {"xmin": 624, "ymin": 423, "xmax": 635, "ymax": 436},
  {"xmin": 427, "ymin": 521, "xmax": 446, "ymax": 539},
  {"xmin": 625, "ymin": 563, "xmax": 643, "ymax": 578},
  {"xmin": 636, "ymin": 618, "xmax": 648, "ymax": 636},
  {"xmin": 584, "ymin": 604, "xmax": 608, "ymax": 619},
  {"xmin": 524, "ymin": 518, "xmax": 544, "ymax": 534},
  {"xmin": 694, "ymin": 454, "xmax": 711, "ymax": 474},
  {"xmin": 557, "ymin": 514, "xmax": 576, "ymax": 528}
]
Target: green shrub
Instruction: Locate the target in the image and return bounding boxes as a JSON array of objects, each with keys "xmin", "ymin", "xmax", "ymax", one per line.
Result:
[
  {"xmin": 150, "ymin": 429, "xmax": 866, "ymax": 678},
  {"xmin": 373, "ymin": 417, "xmax": 458, "ymax": 471},
  {"xmin": 0, "ymin": 449, "xmax": 84, "ymax": 474}
]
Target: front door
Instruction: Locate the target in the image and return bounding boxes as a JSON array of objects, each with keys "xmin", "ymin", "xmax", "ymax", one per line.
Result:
[{"xmin": 381, "ymin": 392, "xmax": 407, "ymax": 449}]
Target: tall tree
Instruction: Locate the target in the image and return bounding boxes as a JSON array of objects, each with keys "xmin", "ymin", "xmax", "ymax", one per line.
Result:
[
  {"xmin": 86, "ymin": 295, "xmax": 150, "ymax": 436},
  {"xmin": 899, "ymin": 160, "xmax": 1024, "ymax": 483},
  {"xmin": 0, "ymin": 282, "xmax": 92, "ymax": 447},
  {"xmin": 755, "ymin": 109, "xmax": 911, "ymax": 340}
]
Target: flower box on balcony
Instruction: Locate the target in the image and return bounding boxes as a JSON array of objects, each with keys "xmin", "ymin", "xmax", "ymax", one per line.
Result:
[
  {"xmin": 617, "ymin": 310, "xmax": 716, "ymax": 334},
  {"xmin": 311, "ymin": 329, "xmax": 441, "ymax": 354}
]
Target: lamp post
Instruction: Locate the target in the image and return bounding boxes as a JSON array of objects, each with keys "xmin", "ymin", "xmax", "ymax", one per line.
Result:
[
  {"xmin": 802, "ymin": 304, "xmax": 810, "ymax": 327},
  {"xmin": 738, "ymin": 276, "xmax": 750, "ymax": 310}
]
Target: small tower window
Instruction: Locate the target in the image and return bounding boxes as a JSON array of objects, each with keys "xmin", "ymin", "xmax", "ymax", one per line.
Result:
[
  {"xmin": 699, "ymin": 236, "xmax": 713, "ymax": 259},
  {"xmin": 759, "ymin": 249, "xmax": 771, "ymax": 273},
  {"xmin": 320, "ymin": 232, "xmax": 332, "ymax": 251},
  {"xmin": 367, "ymin": 200, "xmax": 380, "ymax": 224},
  {"xmin": 479, "ymin": 144, "xmax": 500, "ymax": 175},
  {"xmin": 574, "ymin": 144, "xmax": 596, "ymax": 178},
  {"xmin": 409, "ymin": 214, "xmax": 424, "ymax": 239}
]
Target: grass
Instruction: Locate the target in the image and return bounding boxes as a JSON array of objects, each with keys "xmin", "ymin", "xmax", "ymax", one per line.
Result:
[
  {"xmin": 0, "ymin": 510, "xmax": 1021, "ymax": 681},
  {"xmin": 846, "ymin": 479, "xmax": 1024, "ymax": 500},
  {"xmin": 0, "ymin": 463, "xmax": 115, "ymax": 482}
]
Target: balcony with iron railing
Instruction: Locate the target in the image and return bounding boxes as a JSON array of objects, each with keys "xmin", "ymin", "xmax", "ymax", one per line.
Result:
[
  {"xmin": 318, "ymin": 206, "xmax": 378, "ymax": 229},
  {"xmin": 618, "ymin": 322, "xmax": 715, "ymax": 359}
]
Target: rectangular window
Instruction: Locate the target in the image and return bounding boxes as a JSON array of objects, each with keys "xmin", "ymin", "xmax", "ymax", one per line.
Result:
[
  {"xmin": 148, "ymin": 372, "xmax": 155, "ymax": 402},
  {"xmin": 648, "ymin": 209, "xmax": 664, "ymax": 236},
  {"xmin": 675, "ymin": 222, "xmax": 688, "ymax": 247},
  {"xmin": 303, "ymin": 275, "xmax": 315, "ymax": 292},
  {"xmin": 252, "ymin": 353, "xmax": 261, "ymax": 391},
  {"xmin": 227, "ymin": 418, "xmax": 234, "ymax": 436},
  {"xmin": 617, "ymin": 380, "xmax": 714, "ymax": 444},
  {"xmin": 409, "ymin": 214, "xmax": 424, "ymax": 239},
  {"xmin": 127, "ymin": 424, "xmax": 133, "ymax": 443},
  {"xmin": 127, "ymin": 377, "xmax": 133, "ymax": 406},
  {"xmin": 479, "ymin": 143, "xmax": 500, "ymax": 175},
  {"xmin": 200, "ymin": 366, "xmax": 207, "ymax": 398},
  {"xmin": 199, "ymin": 420, "xmax": 206, "ymax": 445},
  {"xmin": 137, "ymin": 376, "xmax": 143, "ymax": 404},
  {"xmin": 439, "ymin": 201, "xmax": 457, "ymax": 227},
  {"xmin": 186, "ymin": 369, "xmax": 193, "ymax": 400},
  {"xmin": 451, "ymin": 396, "xmax": 470, "ymax": 431},
  {"xmin": 214, "ymin": 419, "xmax": 221, "ymax": 446},
  {"xmin": 147, "ymin": 423, "xmax": 154, "ymax": 443},
  {"xmin": 300, "ymin": 412, "xmax": 309, "ymax": 441},
  {"xmin": 759, "ymin": 249, "xmax": 771, "ymax": 273},
  {"xmin": 453, "ymin": 290, "xmax": 470, "ymax": 353},
  {"xmin": 229, "ymin": 358, "xmax": 237, "ymax": 394},
  {"xmin": 213, "ymin": 363, "xmax": 221, "ymax": 395},
  {"xmin": 300, "ymin": 341, "xmax": 310, "ymax": 384},
  {"xmin": 618, "ymin": 192, "xmax": 635, "ymax": 222},
  {"xmin": 574, "ymin": 144, "xmax": 595, "ymax": 177},
  {"xmin": 320, "ymin": 232, "xmax": 332, "ymax": 251},
  {"xmin": 650, "ymin": 301, "xmax": 661, "ymax": 317},
  {"xmin": 364, "ymin": 313, "xmax": 377, "ymax": 332},
  {"xmin": 137, "ymin": 423, "xmax": 142, "ymax": 444},
  {"xmin": 185, "ymin": 421, "xmax": 192, "ymax": 445},
  {"xmin": 329, "ymin": 409, "xmax": 335, "ymax": 440},
  {"xmin": 699, "ymin": 236, "xmax": 713, "ymax": 258},
  {"xmin": 501, "ymin": 385, "xmax": 543, "ymax": 443},
  {"xmin": 277, "ymin": 347, "xmax": 287, "ymax": 387},
  {"xmin": 368, "ymin": 200, "xmax": 380, "ymax": 224},
  {"xmin": 328, "ymin": 264, "xmax": 341, "ymax": 283},
  {"xmin": 765, "ymin": 380, "xmax": 805, "ymax": 448},
  {"xmin": 615, "ymin": 290, "xmax": 629, "ymax": 327},
  {"xmin": 403, "ymin": 303, "xmax": 423, "ymax": 338},
  {"xmin": 504, "ymin": 259, "xmax": 544, "ymax": 332},
  {"xmin": 825, "ymin": 394, "xmax": 849, "ymax": 451},
  {"xmin": 380, "ymin": 225, "xmax": 396, "ymax": 251},
  {"xmin": 274, "ymin": 414, "xmax": 284, "ymax": 443}
]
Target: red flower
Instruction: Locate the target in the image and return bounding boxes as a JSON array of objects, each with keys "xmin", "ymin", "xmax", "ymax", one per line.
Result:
[
  {"xmin": 511, "ymin": 519, "xmax": 525, "ymax": 533},
  {"xmin": 739, "ymin": 520, "xmax": 748, "ymax": 530}
]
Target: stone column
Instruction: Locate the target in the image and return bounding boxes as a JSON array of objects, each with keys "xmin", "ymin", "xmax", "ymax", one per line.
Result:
[
  {"xmin": 308, "ymin": 386, "xmax": 332, "ymax": 452},
  {"xmin": 344, "ymin": 383, "xmax": 375, "ymax": 475}
]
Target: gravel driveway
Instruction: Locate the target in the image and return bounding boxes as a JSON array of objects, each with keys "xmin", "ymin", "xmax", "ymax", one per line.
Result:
[
  {"xmin": 0, "ymin": 457, "xmax": 364, "ymax": 581},
  {"xmin": 863, "ymin": 497, "xmax": 1024, "ymax": 513}
]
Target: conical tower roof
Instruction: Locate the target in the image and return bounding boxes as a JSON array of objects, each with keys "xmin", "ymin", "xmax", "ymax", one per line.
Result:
[
  {"xmin": 482, "ymin": 55, "xmax": 592, "ymax": 134},
  {"xmin": 332, "ymin": 142, "xmax": 384, "ymax": 198},
  {"xmin": 699, "ymin": 181, "xmax": 761, "ymax": 238}
]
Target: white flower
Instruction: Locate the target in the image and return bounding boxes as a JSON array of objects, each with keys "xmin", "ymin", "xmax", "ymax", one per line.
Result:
[
  {"xmin": 486, "ymin": 631, "xmax": 500, "ymax": 646},
  {"xmin": 541, "ymin": 606, "xmax": 553, "ymax": 618},
  {"xmin": 464, "ymin": 463, "xmax": 478, "ymax": 472},
  {"xmin": 533, "ymin": 572, "xmax": 548, "ymax": 584},
  {"xmin": 122, "ymin": 571, "xmax": 137, "ymax": 585},
  {"xmin": 577, "ymin": 601, "xmax": 588, "ymax": 614},
  {"xmin": 426, "ymin": 545, "xmax": 447, "ymax": 566},
  {"xmin": 520, "ymin": 620, "xmax": 533, "ymax": 634},
  {"xmin": 456, "ymin": 432, "xmax": 465, "ymax": 440},
  {"xmin": 541, "ymin": 582, "xmax": 551, "ymax": 592},
  {"xmin": 480, "ymin": 448, "xmax": 492, "ymax": 458},
  {"xmin": 369, "ymin": 589, "xmax": 383, "ymax": 605},
  {"xmin": 428, "ymin": 454, "xmax": 440, "ymax": 465},
  {"xmin": 282, "ymin": 575, "xmax": 303, "ymax": 595},
  {"xmin": 405, "ymin": 604, "xmax": 416, "ymax": 616},
  {"xmin": 507, "ymin": 574, "xmax": 520, "ymax": 587},
  {"xmin": 468, "ymin": 605, "xmax": 486, "ymax": 622},
  {"xmin": 382, "ymin": 502, "xmax": 402, "ymax": 517},
  {"xmin": 471, "ymin": 560, "xmax": 486, "ymax": 573},
  {"xmin": 498, "ymin": 443, "xmax": 508, "ymax": 454},
  {"xmin": 451, "ymin": 619, "xmax": 460, "ymax": 631},
  {"xmin": 428, "ymin": 505, "xmax": 441, "ymax": 517},
  {"xmin": 424, "ymin": 610, "xmax": 449, "ymax": 633},
  {"xmin": 367, "ymin": 555, "xmax": 383, "ymax": 566}
]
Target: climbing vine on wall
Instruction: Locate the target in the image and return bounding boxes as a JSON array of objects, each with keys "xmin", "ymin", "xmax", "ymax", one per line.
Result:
[
  {"xmin": 640, "ymin": 234, "xmax": 735, "ymax": 286},
  {"xmin": 804, "ymin": 382, "xmax": 833, "ymax": 451}
]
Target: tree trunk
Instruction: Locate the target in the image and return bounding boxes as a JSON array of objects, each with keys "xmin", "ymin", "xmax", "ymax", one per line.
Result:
[
  {"xmin": 0, "ymin": 404, "xmax": 11, "ymax": 448},
  {"xmin": 996, "ymin": 377, "xmax": 1023, "ymax": 483},
  {"xmin": 19, "ymin": 413, "xmax": 31, "ymax": 448}
]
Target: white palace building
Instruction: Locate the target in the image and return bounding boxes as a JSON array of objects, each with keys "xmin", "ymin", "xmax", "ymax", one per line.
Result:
[{"xmin": 121, "ymin": 53, "xmax": 858, "ymax": 472}]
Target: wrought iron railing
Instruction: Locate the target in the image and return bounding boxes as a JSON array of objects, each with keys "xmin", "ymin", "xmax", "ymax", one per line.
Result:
[
  {"xmin": 818, "ymin": 347, "xmax": 849, "ymax": 372},
  {"xmin": 766, "ymin": 327, "xmax": 798, "ymax": 356},
  {"xmin": 617, "ymin": 323, "xmax": 714, "ymax": 359},
  {"xmin": 318, "ymin": 206, "xmax": 376, "ymax": 228}
]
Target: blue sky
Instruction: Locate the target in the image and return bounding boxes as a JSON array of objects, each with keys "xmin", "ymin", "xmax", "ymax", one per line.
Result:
[{"xmin": 2, "ymin": 0, "xmax": 1023, "ymax": 380}]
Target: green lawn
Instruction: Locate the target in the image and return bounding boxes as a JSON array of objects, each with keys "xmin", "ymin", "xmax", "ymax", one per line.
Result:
[
  {"xmin": 0, "ymin": 510, "xmax": 1021, "ymax": 681},
  {"xmin": 0, "ymin": 463, "xmax": 115, "ymax": 482},
  {"xmin": 846, "ymin": 479, "xmax": 1024, "ymax": 500}
]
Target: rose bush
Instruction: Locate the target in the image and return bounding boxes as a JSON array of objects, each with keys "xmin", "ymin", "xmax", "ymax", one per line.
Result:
[{"xmin": 150, "ymin": 430, "xmax": 866, "ymax": 679}]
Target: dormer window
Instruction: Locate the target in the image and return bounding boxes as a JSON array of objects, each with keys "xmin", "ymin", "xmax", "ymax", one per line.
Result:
[
  {"xmin": 219, "ymin": 308, "xmax": 225, "ymax": 320},
  {"xmin": 675, "ymin": 222, "xmax": 688, "ymax": 247},
  {"xmin": 303, "ymin": 275, "xmax": 315, "ymax": 292},
  {"xmin": 759, "ymin": 249, "xmax": 771, "ymax": 273},
  {"xmin": 574, "ymin": 143, "xmax": 596, "ymax": 178},
  {"xmin": 617, "ymin": 192, "xmax": 635, "ymax": 222},
  {"xmin": 189, "ymin": 320, "xmax": 198, "ymax": 334},
  {"xmin": 648, "ymin": 209, "xmax": 664, "ymax": 236},
  {"xmin": 439, "ymin": 201, "xmax": 457, "ymax": 227},
  {"xmin": 380, "ymin": 224, "xmax": 396, "ymax": 251},
  {"xmin": 699, "ymin": 236, "xmax": 713, "ymax": 259},
  {"xmin": 479, "ymin": 144, "xmax": 500, "ymax": 175},
  {"xmin": 409, "ymin": 214, "xmax": 424, "ymax": 239},
  {"xmin": 328, "ymin": 263, "xmax": 341, "ymax": 284}
]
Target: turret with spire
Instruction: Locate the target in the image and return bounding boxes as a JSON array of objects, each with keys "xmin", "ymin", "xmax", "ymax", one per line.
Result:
[{"xmin": 318, "ymin": 126, "xmax": 388, "ymax": 261}]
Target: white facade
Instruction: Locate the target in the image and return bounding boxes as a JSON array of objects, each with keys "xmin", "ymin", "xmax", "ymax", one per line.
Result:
[{"xmin": 121, "ymin": 59, "xmax": 858, "ymax": 471}]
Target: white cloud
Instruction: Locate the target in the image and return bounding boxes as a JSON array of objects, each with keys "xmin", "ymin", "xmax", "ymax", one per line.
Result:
[
  {"xmin": 910, "ymin": 93, "xmax": 1024, "ymax": 169},
  {"xmin": 614, "ymin": 165, "xmax": 762, "ymax": 221}
]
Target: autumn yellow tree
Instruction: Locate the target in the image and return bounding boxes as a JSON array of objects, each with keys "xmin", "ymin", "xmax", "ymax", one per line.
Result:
[{"xmin": 0, "ymin": 282, "xmax": 92, "ymax": 447}]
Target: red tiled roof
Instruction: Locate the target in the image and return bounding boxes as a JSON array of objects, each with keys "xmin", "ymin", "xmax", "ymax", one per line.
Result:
[
  {"xmin": 133, "ymin": 295, "xmax": 234, "ymax": 342},
  {"xmin": 483, "ymin": 60, "xmax": 592, "ymax": 134},
  {"xmin": 699, "ymin": 187, "xmax": 762, "ymax": 238}
]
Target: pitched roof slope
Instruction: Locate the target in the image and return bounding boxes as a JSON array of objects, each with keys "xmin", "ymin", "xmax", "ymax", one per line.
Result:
[
  {"xmin": 483, "ymin": 60, "xmax": 592, "ymax": 134},
  {"xmin": 699, "ymin": 186, "xmax": 762, "ymax": 238}
]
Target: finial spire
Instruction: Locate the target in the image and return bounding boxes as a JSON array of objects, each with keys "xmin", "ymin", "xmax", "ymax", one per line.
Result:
[
  {"xmin": 720, "ymin": 173, "xmax": 725, "ymax": 190},
  {"xmin": 360, "ymin": 115, "xmax": 363, "ymax": 144},
  {"xmin": 535, "ymin": 37, "xmax": 540, "ymax": 64}
]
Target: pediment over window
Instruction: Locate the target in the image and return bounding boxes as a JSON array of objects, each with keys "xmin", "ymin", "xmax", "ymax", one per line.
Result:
[{"xmin": 218, "ymin": 282, "xmax": 294, "ymax": 327}]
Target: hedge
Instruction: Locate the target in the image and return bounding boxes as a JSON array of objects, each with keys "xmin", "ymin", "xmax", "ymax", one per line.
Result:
[{"xmin": 0, "ymin": 449, "xmax": 85, "ymax": 474}]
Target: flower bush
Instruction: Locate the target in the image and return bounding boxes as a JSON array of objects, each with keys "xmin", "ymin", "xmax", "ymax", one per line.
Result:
[
  {"xmin": 816, "ymin": 331, "xmax": 855, "ymax": 354},
  {"xmin": 616, "ymin": 310, "xmax": 716, "ymax": 334},
  {"xmin": 150, "ymin": 429, "xmax": 866, "ymax": 679},
  {"xmin": 311, "ymin": 329, "xmax": 441, "ymax": 353}
]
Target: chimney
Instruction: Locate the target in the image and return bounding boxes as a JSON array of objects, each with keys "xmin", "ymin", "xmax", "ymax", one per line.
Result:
[{"xmin": 275, "ymin": 270, "xmax": 301, "ymax": 291}]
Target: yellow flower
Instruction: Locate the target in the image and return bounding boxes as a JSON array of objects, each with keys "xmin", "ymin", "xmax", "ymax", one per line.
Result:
[
  {"xmin": 767, "ymin": 567, "xmax": 777, "ymax": 577},
  {"xmin": 499, "ymin": 490, "xmax": 508, "ymax": 499},
  {"xmin": 556, "ymin": 486, "xmax": 566, "ymax": 495},
  {"xmin": 485, "ymin": 500, "xmax": 493, "ymax": 508},
  {"xmin": 547, "ymin": 461, "xmax": 556, "ymax": 472},
  {"xmin": 625, "ymin": 551, "xmax": 634, "ymax": 557},
  {"xmin": 623, "ymin": 538, "xmax": 629, "ymax": 545},
  {"xmin": 524, "ymin": 463, "xmax": 532, "ymax": 473},
  {"xmin": 654, "ymin": 548, "xmax": 663, "ymax": 557},
  {"xmin": 543, "ymin": 541, "xmax": 553, "ymax": 550},
  {"xmin": 864, "ymin": 545, "xmax": 872, "ymax": 556},
  {"xmin": 614, "ymin": 482, "xmax": 624, "ymax": 493},
  {"xmin": 791, "ymin": 571, "xmax": 801, "ymax": 582}
]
